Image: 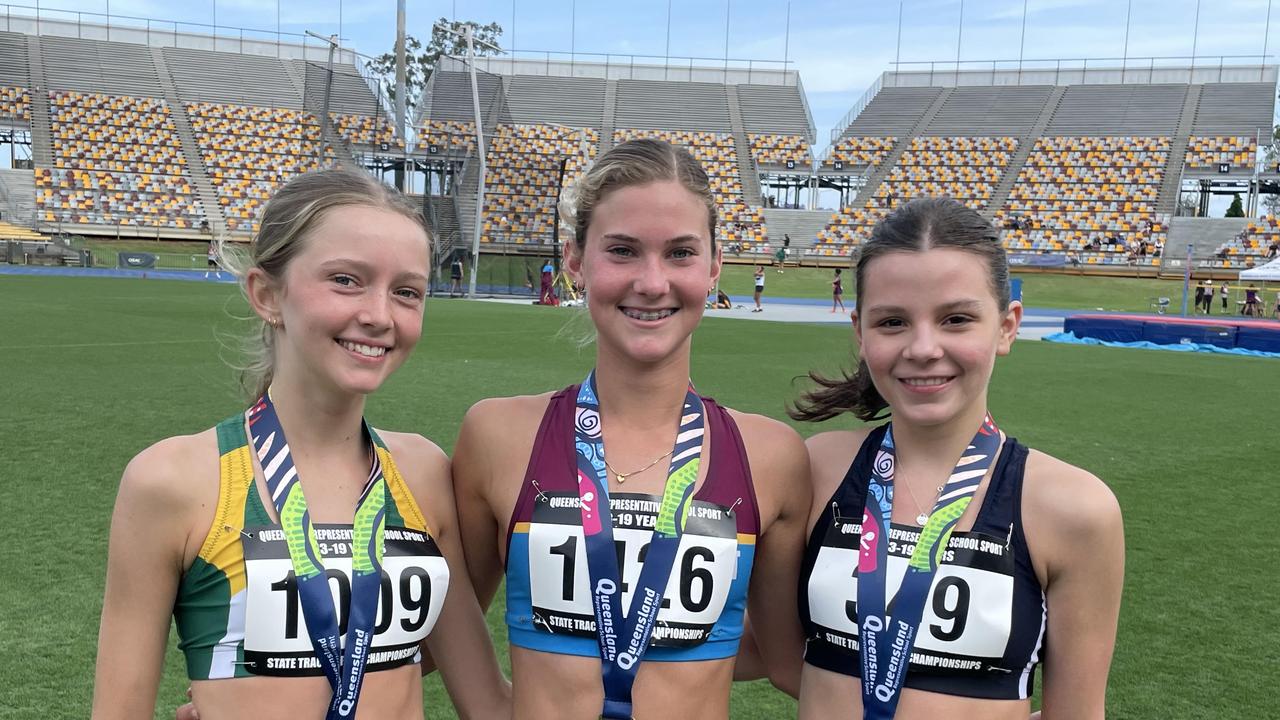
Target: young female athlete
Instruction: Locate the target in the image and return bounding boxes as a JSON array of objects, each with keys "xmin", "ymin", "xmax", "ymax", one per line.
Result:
[
  {"xmin": 452, "ymin": 138, "xmax": 810, "ymax": 720},
  {"xmin": 753, "ymin": 265, "xmax": 765, "ymax": 312},
  {"xmin": 92, "ymin": 168, "xmax": 509, "ymax": 720},
  {"xmin": 831, "ymin": 268, "xmax": 846, "ymax": 314},
  {"xmin": 792, "ymin": 198, "xmax": 1124, "ymax": 720}
]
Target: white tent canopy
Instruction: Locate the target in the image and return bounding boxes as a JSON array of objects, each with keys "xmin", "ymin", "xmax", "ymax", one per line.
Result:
[{"xmin": 1240, "ymin": 258, "xmax": 1280, "ymax": 281}]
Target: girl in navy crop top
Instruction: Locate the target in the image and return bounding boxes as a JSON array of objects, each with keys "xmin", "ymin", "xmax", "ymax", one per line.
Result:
[{"xmin": 790, "ymin": 198, "xmax": 1124, "ymax": 720}]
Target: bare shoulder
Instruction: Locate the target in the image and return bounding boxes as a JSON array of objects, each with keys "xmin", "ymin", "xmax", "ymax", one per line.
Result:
[
  {"xmin": 804, "ymin": 427, "xmax": 874, "ymax": 466},
  {"xmin": 1023, "ymin": 449, "xmax": 1123, "ymax": 536},
  {"xmin": 804, "ymin": 427, "xmax": 873, "ymax": 508},
  {"xmin": 378, "ymin": 431, "xmax": 450, "ymax": 485},
  {"xmin": 378, "ymin": 430, "xmax": 455, "ymax": 536},
  {"xmin": 116, "ymin": 429, "xmax": 220, "ymax": 564},
  {"xmin": 724, "ymin": 408, "xmax": 808, "ymax": 469},
  {"xmin": 121, "ymin": 429, "xmax": 218, "ymax": 510}
]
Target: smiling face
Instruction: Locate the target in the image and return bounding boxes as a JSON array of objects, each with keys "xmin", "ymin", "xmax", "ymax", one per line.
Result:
[
  {"xmin": 249, "ymin": 204, "xmax": 430, "ymax": 398},
  {"xmin": 566, "ymin": 179, "xmax": 721, "ymax": 367},
  {"xmin": 854, "ymin": 247, "xmax": 1021, "ymax": 430}
]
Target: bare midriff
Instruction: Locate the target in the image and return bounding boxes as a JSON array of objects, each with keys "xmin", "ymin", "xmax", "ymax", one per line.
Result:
[
  {"xmin": 188, "ymin": 663, "xmax": 423, "ymax": 720},
  {"xmin": 510, "ymin": 645, "xmax": 734, "ymax": 720},
  {"xmin": 798, "ymin": 663, "xmax": 1030, "ymax": 720}
]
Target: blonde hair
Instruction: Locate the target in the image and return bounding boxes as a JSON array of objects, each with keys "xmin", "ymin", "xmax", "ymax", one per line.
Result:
[
  {"xmin": 218, "ymin": 168, "xmax": 428, "ymax": 399},
  {"xmin": 559, "ymin": 137, "xmax": 717, "ymax": 253}
]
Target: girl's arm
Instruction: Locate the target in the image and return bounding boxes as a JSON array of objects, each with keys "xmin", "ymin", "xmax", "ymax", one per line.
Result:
[
  {"xmin": 92, "ymin": 438, "xmax": 201, "ymax": 720},
  {"xmin": 396, "ymin": 433, "xmax": 511, "ymax": 720},
  {"xmin": 450, "ymin": 400, "xmax": 508, "ymax": 611},
  {"xmin": 736, "ymin": 414, "xmax": 813, "ymax": 699},
  {"xmin": 1026, "ymin": 453, "xmax": 1125, "ymax": 720}
]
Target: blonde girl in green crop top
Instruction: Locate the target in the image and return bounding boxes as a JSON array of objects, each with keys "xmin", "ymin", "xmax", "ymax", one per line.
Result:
[{"xmin": 92, "ymin": 169, "xmax": 510, "ymax": 720}]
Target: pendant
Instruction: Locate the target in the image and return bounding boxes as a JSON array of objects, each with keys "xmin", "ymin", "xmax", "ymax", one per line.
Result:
[
  {"xmin": 616, "ymin": 473, "xmax": 627, "ymax": 484},
  {"xmin": 916, "ymin": 513, "xmax": 930, "ymax": 526}
]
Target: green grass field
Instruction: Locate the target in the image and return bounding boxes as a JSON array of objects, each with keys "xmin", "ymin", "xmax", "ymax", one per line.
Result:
[
  {"xmin": 0, "ymin": 274, "xmax": 1273, "ymax": 719},
  {"xmin": 715, "ymin": 264, "xmax": 1194, "ymax": 314},
  {"xmin": 75, "ymin": 239, "xmax": 1198, "ymax": 314}
]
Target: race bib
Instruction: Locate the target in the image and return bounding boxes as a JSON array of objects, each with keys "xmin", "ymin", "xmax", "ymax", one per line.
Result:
[
  {"xmin": 808, "ymin": 521, "xmax": 1015, "ymax": 668},
  {"xmin": 527, "ymin": 492, "xmax": 739, "ymax": 647},
  {"xmin": 242, "ymin": 524, "xmax": 449, "ymax": 676}
]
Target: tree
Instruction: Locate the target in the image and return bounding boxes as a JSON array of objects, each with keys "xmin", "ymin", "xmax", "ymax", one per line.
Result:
[
  {"xmin": 366, "ymin": 19, "xmax": 504, "ymax": 116},
  {"xmin": 1226, "ymin": 192, "xmax": 1245, "ymax": 217},
  {"xmin": 1262, "ymin": 191, "xmax": 1280, "ymax": 217}
]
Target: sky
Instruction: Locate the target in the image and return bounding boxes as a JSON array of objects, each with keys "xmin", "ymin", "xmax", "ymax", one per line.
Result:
[{"xmin": 26, "ymin": 0, "xmax": 1280, "ymax": 152}]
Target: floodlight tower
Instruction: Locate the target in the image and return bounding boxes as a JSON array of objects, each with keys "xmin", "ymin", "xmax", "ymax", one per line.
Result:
[
  {"xmin": 434, "ymin": 21, "xmax": 501, "ymax": 299},
  {"xmin": 304, "ymin": 30, "xmax": 339, "ymax": 165}
]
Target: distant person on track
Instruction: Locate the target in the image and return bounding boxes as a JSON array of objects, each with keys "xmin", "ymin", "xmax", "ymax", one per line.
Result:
[
  {"xmin": 1244, "ymin": 285, "xmax": 1262, "ymax": 316},
  {"xmin": 1221, "ymin": 281, "xmax": 1230, "ymax": 313},
  {"xmin": 204, "ymin": 240, "xmax": 222, "ymax": 280},
  {"xmin": 830, "ymin": 268, "xmax": 846, "ymax": 313},
  {"xmin": 450, "ymin": 255, "xmax": 465, "ymax": 297},
  {"xmin": 775, "ymin": 245, "xmax": 787, "ymax": 273},
  {"xmin": 94, "ymin": 169, "xmax": 510, "ymax": 720},
  {"xmin": 753, "ymin": 264, "xmax": 766, "ymax": 312},
  {"xmin": 789, "ymin": 198, "xmax": 1124, "ymax": 720},
  {"xmin": 1202, "ymin": 279, "xmax": 1216, "ymax": 314},
  {"xmin": 539, "ymin": 258, "xmax": 558, "ymax": 305},
  {"xmin": 451, "ymin": 138, "xmax": 809, "ymax": 719}
]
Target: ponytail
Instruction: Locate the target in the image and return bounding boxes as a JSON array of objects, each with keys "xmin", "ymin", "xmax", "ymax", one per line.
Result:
[{"xmin": 789, "ymin": 357, "xmax": 889, "ymax": 423}]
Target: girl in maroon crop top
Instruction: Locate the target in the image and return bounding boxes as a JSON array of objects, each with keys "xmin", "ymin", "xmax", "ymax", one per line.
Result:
[{"xmin": 451, "ymin": 138, "xmax": 813, "ymax": 720}]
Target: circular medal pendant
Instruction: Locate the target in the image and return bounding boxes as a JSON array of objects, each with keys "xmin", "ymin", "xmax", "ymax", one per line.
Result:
[{"xmin": 916, "ymin": 513, "xmax": 930, "ymax": 526}]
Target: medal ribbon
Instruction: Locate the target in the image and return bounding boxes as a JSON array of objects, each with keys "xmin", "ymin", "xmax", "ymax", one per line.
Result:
[
  {"xmin": 856, "ymin": 414, "xmax": 1001, "ymax": 720},
  {"xmin": 247, "ymin": 393, "xmax": 388, "ymax": 720},
  {"xmin": 574, "ymin": 371, "xmax": 706, "ymax": 720}
]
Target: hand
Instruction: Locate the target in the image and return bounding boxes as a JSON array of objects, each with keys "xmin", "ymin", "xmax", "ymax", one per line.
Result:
[{"xmin": 175, "ymin": 687, "xmax": 199, "ymax": 720}]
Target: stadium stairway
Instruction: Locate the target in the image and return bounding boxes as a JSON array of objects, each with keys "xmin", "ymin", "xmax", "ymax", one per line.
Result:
[
  {"xmin": 0, "ymin": 168, "xmax": 36, "ymax": 225},
  {"xmin": 724, "ymin": 85, "xmax": 763, "ymax": 206},
  {"xmin": 761, "ymin": 208, "xmax": 832, "ymax": 251},
  {"xmin": 1166, "ymin": 216, "xmax": 1249, "ymax": 263},
  {"xmin": 150, "ymin": 47, "xmax": 224, "ymax": 237},
  {"xmin": 1156, "ymin": 85, "xmax": 1203, "ymax": 216},
  {"xmin": 454, "ymin": 79, "xmax": 511, "ymax": 247},
  {"xmin": 24, "ymin": 36, "xmax": 51, "ymax": 168},
  {"xmin": 282, "ymin": 59, "xmax": 308, "ymax": 103},
  {"xmin": 983, "ymin": 85, "xmax": 1068, "ymax": 221},
  {"xmin": 424, "ymin": 195, "xmax": 461, "ymax": 245},
  {"xmin": 286, "ymin": 60, "xmax": 361, "ymax": 171},
  {"xmin": 853, "ymin": 88, "xmax": 954, "ymax": 205},
  {"xmin": 601, "ymin": 79, "xmax": 617, "ymax": 154}
]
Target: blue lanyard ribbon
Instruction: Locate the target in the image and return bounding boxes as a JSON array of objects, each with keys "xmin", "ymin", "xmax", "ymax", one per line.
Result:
[
  {"xmin": 574, "ymin": 372, "xmax": 706, "ymax": 719},
  {"xmin": 247, "ymin": 394, "xmax": 387, "ymax": 720},
  {"xmin": 856, "ymin": 414, "xmax": 1001, "ymax": 720}
]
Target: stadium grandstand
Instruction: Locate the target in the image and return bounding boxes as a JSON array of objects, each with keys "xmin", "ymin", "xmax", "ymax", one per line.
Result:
[
  {"xmin": 814, "ymin": 64, "xmax": 1279, "ymax": 275},
  {"xmin": 0, "ymin": 19, "xmax": 404, "ymax": 242},
  {"xmin": 414, "ymin": 54, "xmax": 816, "ymax": 263},
  {"xmin": 0, "ymin": 10, "xmax": 1275, "ymax": 285}
]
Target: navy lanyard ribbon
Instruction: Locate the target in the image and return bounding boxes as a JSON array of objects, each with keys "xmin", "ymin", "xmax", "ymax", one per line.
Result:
[
  {"xmin": 574, "ymin": 372, "xmax": 706, "ymax": 720},
  {"xmin": 247, "ymin": 393, "xmax": 387, "ymax": 720},
  {"xmin": 856, "ymin": 414, "xmax": 1001, "ymax": 720}
]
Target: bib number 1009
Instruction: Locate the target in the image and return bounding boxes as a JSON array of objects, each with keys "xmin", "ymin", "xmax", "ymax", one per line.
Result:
[
  {"xmin": 241, "ymin": 524, "xmax": 449, "ymax": 674},
  {"xmin": 267, "ymin": 565, "xmax": 434, "ymax": 639}
]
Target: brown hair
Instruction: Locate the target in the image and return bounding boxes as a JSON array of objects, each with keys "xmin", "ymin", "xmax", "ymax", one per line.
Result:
[
  {"xmin": 219, "ymin": 167, "xmax": 427, "ymax": 399},
  {"xmin": 559, "ymin": 137, "xmax": 717, "ymax": 252},
  {"xmin": 791, "ymin": 197, "xmax": 1011, "ymax": 422}
]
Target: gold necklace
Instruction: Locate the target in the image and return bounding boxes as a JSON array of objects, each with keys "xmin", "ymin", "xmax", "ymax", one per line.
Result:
[
  {"xmin": 897, "ymin": 480, "xmax": 943, "ymax": 526},
  {"xmin": 604, "ymin": 449, "xmax": 674, "ymax": 484}
]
